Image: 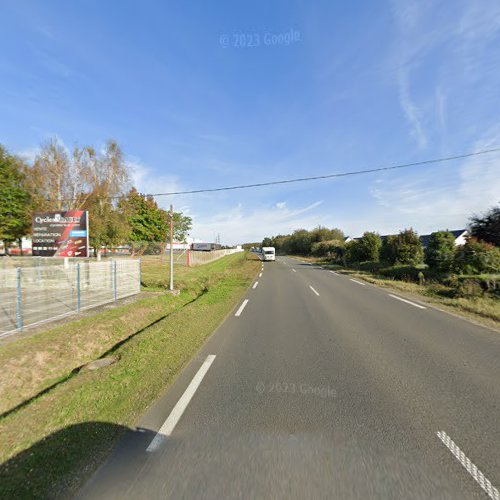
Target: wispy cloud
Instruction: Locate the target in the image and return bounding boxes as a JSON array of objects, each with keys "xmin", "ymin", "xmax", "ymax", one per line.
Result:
[
  {"xmin": 191, "ymin": 200, "xmax": 325, "ymax": 244},
  {"xmin": 368, "ymin": 128, "xmax": 500, "ymax": 234},
  {"xmin": 128, "ymin": 159, "xmax": 186, "ymax": 210},
  {"xmin": 397, "ymin": 68, "xmax": 427, "ymax": 149}
]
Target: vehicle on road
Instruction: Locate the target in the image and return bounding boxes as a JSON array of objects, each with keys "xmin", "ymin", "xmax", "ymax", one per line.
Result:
[
  {"xmin": 261, "ymin": 246, "xmax": 276, "ymax": 261},
  {"xmin": 191, "ymin": 242, "xmax": 219, "ymax": 251}
]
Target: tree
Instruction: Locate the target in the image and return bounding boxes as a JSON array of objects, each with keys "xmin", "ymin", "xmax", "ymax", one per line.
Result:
[
  {"xmin": 344, "ymin": 240, "xmax": 362, "ymax": 265},
  {"xmin": 79, "ymin": 141, "xmax": 131, "ymax": 256},
  {"xmin": 309, "ymin": 226, "xmax": 343, "ymax": 243},
  {"xmin": 394, "ymin": 229, "xmax": 424, "ymax": 265},
  {"xmin": 172, "ymin": 211, "xmax": 192, "ymax": 242},
  {"xmin": 26, "ymin": 138, "xmax": 98, "ymax": 211},
  {"xmin": 357, "ymin": 232, "xmax": 382, "ymax": 262},
  {"xmin": 380, "ymin": 235, "xmax": 398, "ymax": 265},
  {"xmin": 121, "ymin": 189, "xmax": 168, "ymax": 243},
  {"xmin": 453, "ymin": 238, "xmax": 500, "ymax": 274},
  {"xmin": 425, "ymin": 231, "xmax": 456, "ymax": 272},
  {"xmin": 311, "ymin": 239, "xmax": 344, "ymax": 258},
  {"xmin": 469, "ymin": 204, "xmax": 500, "ymax": 247},
  {"xmin": 0, "ymin": 145, "xmax": 31, "ymax": 248},
  {"xmin": 288, "ymin": 229, "xmax": 313, "ymax": 255},
  {"xmin": 23, "ymin": 138, "xmax": 133, "ymax": 256}
]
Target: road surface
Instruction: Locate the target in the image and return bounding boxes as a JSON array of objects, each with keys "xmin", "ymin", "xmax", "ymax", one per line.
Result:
[{"xmin": 79, "ymin": 257, "xmax": 500, "ymax": 499}]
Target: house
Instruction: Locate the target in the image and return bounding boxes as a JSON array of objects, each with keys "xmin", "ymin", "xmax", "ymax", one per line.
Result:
[{"xmin": 419, "ymin": 229, "xmax": 468, "ymax": 248}]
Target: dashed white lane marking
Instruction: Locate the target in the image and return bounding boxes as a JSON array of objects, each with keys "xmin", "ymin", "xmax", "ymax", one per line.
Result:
[
  {"xmin": 252, "ymin": 281, "xmax": 259, "ymax": 289},
  {"xmin": 389, "ymin": 294, "xmax": 426, "ymax": 310},
  {"xmin": 146, "ymin": 355, "xmax": 216, "ymax": 452},
  {"xmin": 309, "ymin": 285, "xmax": 320, "ymax": 296},
  {"xmin": 349, "ymin": 279, "xmax": 366, "ymax": 286},
  {"xmin": 235, "ymin": 299, "xmax": 249, "ymax": 317},
  {"xmin": 436, "ymin": 431, "xmax": 499, "ymax": 500},
  {"xmin": 259, "ymin": 272, "xmax": 262, "ymax": 278},
  {"xmin": 329, "ymin": 270, "xmax": 339, "ymax": 275},
  {"xmin": 292, "ymin": 269, "xmax": 296, "ymax": 272}
]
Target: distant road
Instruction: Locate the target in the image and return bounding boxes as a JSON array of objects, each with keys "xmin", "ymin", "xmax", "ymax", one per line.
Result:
[{"xmin": 80, "ymin": 257, "xmax": 500, "ymax": 499}]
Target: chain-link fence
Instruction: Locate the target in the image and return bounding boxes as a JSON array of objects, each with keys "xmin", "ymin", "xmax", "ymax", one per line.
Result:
[{"xmin": 0, "ymin": 259, "xmax": 141, "ymax": 338}]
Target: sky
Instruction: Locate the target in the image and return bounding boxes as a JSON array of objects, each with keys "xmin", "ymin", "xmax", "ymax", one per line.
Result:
[{"xmin": 1, "ymin": 0, "xmax": 500, "ymax": 244}]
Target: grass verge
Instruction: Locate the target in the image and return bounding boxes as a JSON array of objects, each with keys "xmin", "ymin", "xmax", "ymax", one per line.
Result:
[
  {"xmin": 0, "ymin": 253, "xmax": 259, "ymax": 498},
  {"xmin": 0, "ymin": 254, "xmax": 247, "ymax": 415}
]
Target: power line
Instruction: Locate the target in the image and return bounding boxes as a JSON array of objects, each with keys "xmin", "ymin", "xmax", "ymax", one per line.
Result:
[
  {"xmin": 145, "ymin": 147, "xmax": 500, "ymax": 197},
  {"xmin": 54, "ymin": 147, "xmax": 500, "ymax": 201}
]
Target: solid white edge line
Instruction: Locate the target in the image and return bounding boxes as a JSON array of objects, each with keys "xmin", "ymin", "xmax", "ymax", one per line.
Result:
[
  {"xmin": 349, "ymin": 278, "xmax": 366, "ymax": 286},
  {"xmin": 436, "ymin": 431, "xmax": 500, "ymax": 500},
  {"xmin": 235, "ymin": 299, "xmax": 249, "ymax": 317},
  {"xmin": 389, "ymin": 294, "xmax": 426, "ymax": 310},
  {"xmin": 146, "ymin": 355, "xmax": 216, "ymax": 452},
  {"xmin": 252, "ymin": 281, "xmax": 259, "ymax": 289},
  {"xmin": 292, "ymin": 269, "xmax": 296, "ymax": 272},
  {"xmin": 329, "ymin": 270, "xmax": 338, "ymax": 275},
  {"xmin": 309, "ymin": 285, "xmax": 320, "ymax": 296}
]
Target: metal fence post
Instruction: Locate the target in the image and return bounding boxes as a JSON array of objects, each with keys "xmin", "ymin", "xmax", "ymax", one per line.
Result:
[
  {"xmin": 76, "ymin": 263, "xmax": 81, "ymax": 312},
  {"xmin": 16, "ymin": 267, "xmax": 23, "ymax": 331},
  {"xmin": 113, "ymin": 260, "xmax": 117, "ymax": 302},
  {"xmin": 138, "ymin": 259, "xmax": 141, "ymax": 293}
]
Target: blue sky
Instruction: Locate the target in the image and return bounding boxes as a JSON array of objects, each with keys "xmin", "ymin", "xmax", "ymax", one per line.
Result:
[{"xmin": 1, "ymin": 0, "xmax": 500, "ymax": 244}]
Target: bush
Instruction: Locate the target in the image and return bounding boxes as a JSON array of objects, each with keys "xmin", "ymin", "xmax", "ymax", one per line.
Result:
[
  {"xmin": 379, "ymin": 265, "xmax": 422, "ymax": 282},
  {"xmin": 358, "ymin": 261, "xmax": 384, "ymax": 272},
  {"xmin": 425, "ymin": 231, "xmax": 455, "ymax": 272},
  {"xmin": 288, "ymin": 229, "xmax": 313, "ymax": 255},
  {"xmin": 344, "ymin": 240, "xmax": 362, "ymax": 265},
  {"xmin": 311, "ymin": 239, "xmax": 344, "ymax": 258},
  {"xmin": 453, "ymin": 238, "xmax": 500, "ymax": 274},
  {"xmin": 455, "ymin": 279, "xmax": 484, "ymax": 298},
  {"xmin": 380, "ymin": 235, "xmax": 398, "ymax": 265},
  {"xmin": 380, "ymin": 230, "xmax": 423, "ymax": 266},
  {"xmin": 395, "ymin": 228, "xmax": 424, "ymax": 265},
  {"xmin": 357, "ymin": 232, "xmax": 382, "ymax": 262}
]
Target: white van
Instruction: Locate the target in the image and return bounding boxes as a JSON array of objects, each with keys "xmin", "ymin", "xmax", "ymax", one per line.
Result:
[{"xmin": 261, "ymin": 247, "xmax": 276, "ymax": 261}]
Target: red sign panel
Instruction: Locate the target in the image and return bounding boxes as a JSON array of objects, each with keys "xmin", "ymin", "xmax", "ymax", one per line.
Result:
[{"xmin": 32, "ymin": 211, "xmax": 89, "ymax": 257}]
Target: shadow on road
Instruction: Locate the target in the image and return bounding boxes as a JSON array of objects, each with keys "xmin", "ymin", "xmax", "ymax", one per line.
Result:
[{"xmin": 0, "ymin": 421, "xmax": 156, "ymax": 499}]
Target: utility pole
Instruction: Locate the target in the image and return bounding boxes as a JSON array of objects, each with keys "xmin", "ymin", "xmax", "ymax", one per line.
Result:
[{"xmin": 169, "ymin": 204, "xmax": 174, "ymax": 291}]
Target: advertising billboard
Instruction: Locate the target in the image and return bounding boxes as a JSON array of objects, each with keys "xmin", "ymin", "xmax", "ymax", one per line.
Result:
[{"xmin": 32, "ymin": 211, "xmax": 89, "ymax": 257}]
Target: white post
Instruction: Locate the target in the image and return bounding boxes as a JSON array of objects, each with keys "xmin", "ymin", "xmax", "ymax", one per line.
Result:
[{"xmin": 169, "ymin": 204, "xmax": 174, "ymax": 291}]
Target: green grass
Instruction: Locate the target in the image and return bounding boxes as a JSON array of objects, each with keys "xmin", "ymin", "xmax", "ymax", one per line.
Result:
[
  {"xmin": 0, "ymin": 253, "xmax": 259, "ymax": 498},
  {"xmin": 0, "ymin": 254, "xmax": 248, "ymax": 416}
]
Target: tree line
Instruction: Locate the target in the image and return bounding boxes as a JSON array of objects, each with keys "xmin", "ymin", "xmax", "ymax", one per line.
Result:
[
  {"xmin": 0, "ymin": 139, "xmax": 192, "ymax": 255},
  {"xmin": 262, "ymin": 207, "xmax": 500, "ymax": 275}
]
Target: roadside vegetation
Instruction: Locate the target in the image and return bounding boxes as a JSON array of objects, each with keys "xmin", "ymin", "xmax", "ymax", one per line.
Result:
[
  {"xmin": 0, "ymin": 140, "xmax": 192, "ymax": 256},
  {"xmin": 262, "ymin": 205, "xmax": 500, "ymax": 327},
  {"xmin": 0, "ymin": 252, "xmax": 259, "ymax": 498}
]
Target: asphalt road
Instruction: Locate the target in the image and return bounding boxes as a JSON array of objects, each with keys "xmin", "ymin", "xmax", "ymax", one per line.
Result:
[{"xmin": 79, "ymin": 257, "xmax": 500, "ymax": 499}]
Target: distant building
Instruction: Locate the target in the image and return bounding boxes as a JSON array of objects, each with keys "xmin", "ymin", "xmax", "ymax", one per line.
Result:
[
  {"xmin": 1, "ymin": 237, "xmax": 32, "ymax": 255},
  {"xmin": 166, "ymin": 237, "xmax": 203, "ymax": 251},
  {"xmin": 419, "ymin": 229, "xmax": 468, "ymax": 248}
]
